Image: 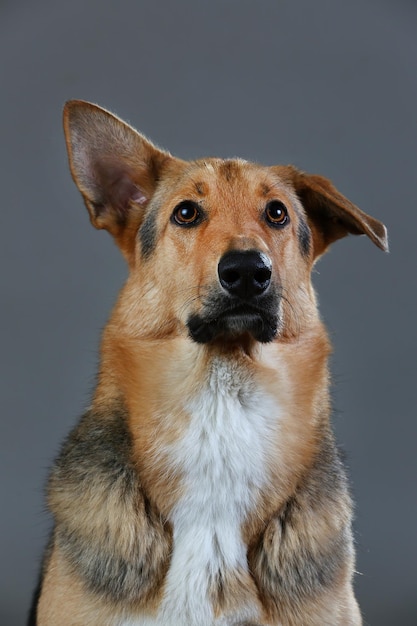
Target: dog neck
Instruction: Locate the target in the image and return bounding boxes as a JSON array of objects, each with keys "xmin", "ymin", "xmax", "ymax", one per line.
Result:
[{"xmin": 93, "ymin": 322, "xmax": 330, "ymax": 520}]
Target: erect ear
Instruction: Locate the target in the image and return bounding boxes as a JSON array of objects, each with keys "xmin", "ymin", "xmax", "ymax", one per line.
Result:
[
  {"xmin": 63, "ymin": 100, "xmax": 174, "ymax": 261},
  {"xmin": 274, "ymin": 166, "xmax": 388, "ymax": 259}
]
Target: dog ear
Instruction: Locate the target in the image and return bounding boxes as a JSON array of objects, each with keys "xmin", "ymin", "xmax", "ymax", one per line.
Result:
[
  {"xmin": 275, "ymin": 166, "xmax": 388, "ymax": 258},
  {"xmin": 63, "ymin": 100, "xmax": 174, "ymax": 261}
]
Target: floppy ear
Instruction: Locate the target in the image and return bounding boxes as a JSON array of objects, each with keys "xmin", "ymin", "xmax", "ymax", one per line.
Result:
[
  {"xmin": 63, "ymin": 100, "xmax": 173, "ymax": 262},
  {"xmin": 275, "ymin": 166, "xmax": 388, "ymax": 259}
]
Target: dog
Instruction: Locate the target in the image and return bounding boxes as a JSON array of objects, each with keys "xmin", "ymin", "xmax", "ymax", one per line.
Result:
[{"xmin": 31, "ymin": 100, "xmax": 388, "ymax": 626}]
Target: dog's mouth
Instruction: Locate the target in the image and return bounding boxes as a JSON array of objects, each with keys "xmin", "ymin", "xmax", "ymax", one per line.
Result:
[{"xmin": 187, "ymin": 297, "xmax": 279, "ymax": 345}]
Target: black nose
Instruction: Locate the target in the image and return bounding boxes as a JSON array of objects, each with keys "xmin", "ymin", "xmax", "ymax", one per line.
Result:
[{"xmin": 218, "ymin": 250, "xmax": 272, "ymax": 299}]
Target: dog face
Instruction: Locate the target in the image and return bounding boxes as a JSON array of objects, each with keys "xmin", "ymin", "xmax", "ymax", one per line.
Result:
[
  {"xmin": 63, "ymin": 101, "xmax": 388, "ymax": 349},
  {"xmin": 132, "ymin": 158, "xmax": 316, "ymax": 346},
  {"xmin": 153, "ymin": 159, "xmax": 311, "ymax": 345}
]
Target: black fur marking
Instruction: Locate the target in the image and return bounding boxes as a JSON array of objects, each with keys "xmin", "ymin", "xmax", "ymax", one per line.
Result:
[
  {"xmin": 249, "ymin": 432, "xmax": 353, "ymax": 614},
  {"xmin": 27, "ymin": 534, "xmax": 53, "ymax": 626},
  {"xmin": 187, "ymin": 289, "xmax": 280, "ymax": 344},
  {"xmin": 48, "ymin": 403, "xmax": 171, "ymax": 605},
  {"xmin": 194, "ymin": 181, "xmax": 205, "ymax": 196},
  {"xmin": 297, "ymin": 215, "xmax": 312, "ymax": 257},
  {"xmin": 260, "ymin": 183, "xmax": 271, "ymax": 196},
  {"xmin": 27, "ymin": 576, "xmax": 42, "ymax": 626},
  {"xmin": 220, "ymin": 160, "xmax": 240, "ymax": 183},
  {"xmin": 139, "ymin": 209, "xmax": 158, "ymax": 258}
]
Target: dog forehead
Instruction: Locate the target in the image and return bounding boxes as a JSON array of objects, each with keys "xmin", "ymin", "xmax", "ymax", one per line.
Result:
[{"xmin": 173, "ymin": 158, "xmax": 292, "ymax": 202}]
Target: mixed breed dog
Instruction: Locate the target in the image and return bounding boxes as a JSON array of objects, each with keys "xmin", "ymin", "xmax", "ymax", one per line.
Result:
[{"xmin": 30, "ymin": 101, "xmax": 388, "ymax": 625}]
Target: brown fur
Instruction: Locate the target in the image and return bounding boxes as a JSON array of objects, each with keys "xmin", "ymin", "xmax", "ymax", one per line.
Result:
[{"xmin": 31, "ymin": 101, "xmax": 388, "ymax": 626}]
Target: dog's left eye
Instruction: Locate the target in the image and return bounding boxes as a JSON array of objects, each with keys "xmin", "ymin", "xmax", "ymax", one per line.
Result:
[
  {"xmin": 172, "ymin": 201, "xmax": 201, "ymax": 226},
  {"xmin": 264, "ymin": 200, "xmax": 289, "ymax": 227}
]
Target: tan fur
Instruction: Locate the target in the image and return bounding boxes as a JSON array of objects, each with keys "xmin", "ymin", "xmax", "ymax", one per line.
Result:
[
  {"xmin": 38, "ymin": 546, "xmax": 115, "ymax": 626},
  {"xmin": 32, "ymin": 101, "xmax": 388, "ymax": 626}
]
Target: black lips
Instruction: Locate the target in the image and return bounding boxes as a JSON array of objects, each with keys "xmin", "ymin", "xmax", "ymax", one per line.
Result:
[{"xmin": 187, "ymin": 294, "xmax": 279, "ymax": 344}]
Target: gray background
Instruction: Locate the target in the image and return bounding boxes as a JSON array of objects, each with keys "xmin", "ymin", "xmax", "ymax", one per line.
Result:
[{"xmin": 1, "ymin": 1, "xmax": 416, "ymax": 624}]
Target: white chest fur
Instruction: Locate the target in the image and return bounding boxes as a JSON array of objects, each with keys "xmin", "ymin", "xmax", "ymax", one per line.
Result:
[{"xmin": 121, "ymin": 357, "xmax": 280, "ymax": 626}]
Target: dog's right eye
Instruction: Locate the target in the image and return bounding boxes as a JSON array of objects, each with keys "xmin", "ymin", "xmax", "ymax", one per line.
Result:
[{"xmin": 171, "ymin": 201, "xmax": 201, "ymax": 226}]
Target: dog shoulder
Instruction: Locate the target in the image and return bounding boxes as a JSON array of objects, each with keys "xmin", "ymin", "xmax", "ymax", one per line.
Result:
[
  {"xmin": 47, "ymin": 401, "xmax": 172, "ymax": 607},
  {"xmin": 249, "ymin": 430, "xmax": 356, "ymax": 624}
]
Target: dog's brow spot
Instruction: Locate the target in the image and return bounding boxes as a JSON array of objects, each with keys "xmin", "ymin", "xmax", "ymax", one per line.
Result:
[
  {"xmin": 260, "ymin": 183, "xmax": 271, "ymax": 196},
  {"xmin": 194, "ymin": 182, "xmax": 207, "ymax": 196}
]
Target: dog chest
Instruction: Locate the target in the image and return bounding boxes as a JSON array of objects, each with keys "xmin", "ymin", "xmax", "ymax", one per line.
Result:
[{"xmin": 124, "ymin": 357, "xmax": 280, "ymax": 626}]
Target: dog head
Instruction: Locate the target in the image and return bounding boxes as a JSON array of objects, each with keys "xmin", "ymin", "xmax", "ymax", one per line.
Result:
[{"xmin": 63, "ymin": 101, "xmax": 388, "ymax": 348}]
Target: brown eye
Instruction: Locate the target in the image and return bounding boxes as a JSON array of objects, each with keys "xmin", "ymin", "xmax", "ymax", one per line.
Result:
[
  {"xmin": 172, "ymin": 201, "xmax": 201, "ymax": 226},
  {"xmin": 265, "ymin": 200, "xmax": 289, "ymax": 227}
]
